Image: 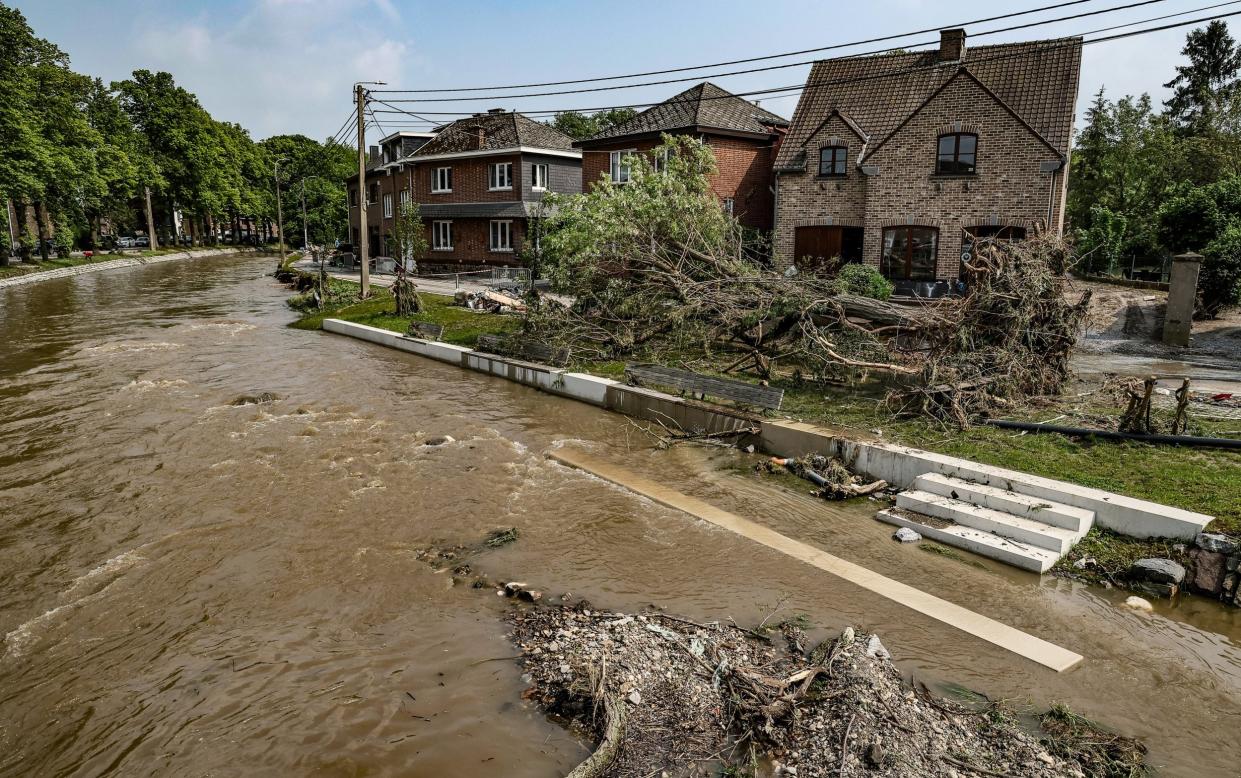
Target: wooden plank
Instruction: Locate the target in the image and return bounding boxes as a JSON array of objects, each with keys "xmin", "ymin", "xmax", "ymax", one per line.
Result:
[
  {"xmin": 476, "ymin": 334, "xmax": 569, "ymax": 367},
  {"xmin": 406, "ymin": 321, "xmax": 444, "ymax": 341},
  {"xmin": 625, "ymin": 364, "xmax": 783, "ymax": 409},
  {"xmin": 548, "ymin": 449, "xmax": 1083, "ymax": 673}
]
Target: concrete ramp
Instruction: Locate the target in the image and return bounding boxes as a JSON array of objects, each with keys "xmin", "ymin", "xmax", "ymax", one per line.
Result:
[{"xmin": 548, "ymin": 448, "xmax": 1083, "ymax": 673}]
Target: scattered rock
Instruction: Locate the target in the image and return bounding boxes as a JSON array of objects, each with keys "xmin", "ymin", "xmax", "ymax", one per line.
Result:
[
  {"xmin": 1072, "ymin": 556, "xmax": 1095, "ymax": 570},
  {"xmin": 1196, "ymin": 532, "xmax": 1239, "ymax": 555},
  {"xmin": 504, "ymin": 582, "xmax": 528, "ymax": 597},
  {"xmin": 1122, "ymin": 596, "xmax": 1154, "ymax": 612},
  {"xmin": 1129, "ymin": 558, "xmax": 1185, "ymax": 585},
  {"xmin": 485, "ymin": 527, "xmax": 519, "ymax": 548},
  {"xmin": 628, "ymin": 690, "xmax": 642, "ymax": 705},
  {"xmin": 743, "ymin": 444, "xmax": 756, "ymax": 454},
  {"xmin": 865, "ymin": 740, "xmax": 884, "ymax": 768},
  {"xmin": 865, "ymin": 634, "xmax": 890, "ymax": 660},
  {"xmin": 1190, "ymin": 549, "xmax": 1228, "ymax": 596},
  {"xmin": 893, "ymin": 527, "xmax": 922, "ymax": 543},
  {"xmin": 517, "ymin": 588, "xmax": 542, "ymax": 603},
  {"xmin": 424, "ymin": 434, "xmax": 455, "ymax": 447}
]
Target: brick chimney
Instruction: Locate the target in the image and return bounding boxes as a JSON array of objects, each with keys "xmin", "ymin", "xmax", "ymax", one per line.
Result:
[{"xmin": 939, "ymin": 28, "xmax": 966, "ymax": 62}]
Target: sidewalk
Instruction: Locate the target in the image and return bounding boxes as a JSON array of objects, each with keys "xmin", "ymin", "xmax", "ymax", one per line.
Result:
[{"xmin": 291, "ymin": 258, "xmax": 571, "ymax": 303}]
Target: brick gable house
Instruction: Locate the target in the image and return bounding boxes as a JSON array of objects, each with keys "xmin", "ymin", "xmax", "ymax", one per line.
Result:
[
  {"xmin": 575, "ymin": 82, "xmax": 788, "ymax": 231},
  {"xmin": 347, "ymin": 112, "xmax": 581, "ymax": 270},
  {"xmin": 774, "ymin": 30, "xmax": 1082, "ymax": 296}
]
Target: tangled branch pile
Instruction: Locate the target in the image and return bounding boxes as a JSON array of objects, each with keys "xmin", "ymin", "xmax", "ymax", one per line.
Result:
[
  {"xmin": 510, "ymin": 605, "xmax": 1144, "ymax": 777},
  {"xmin": 890, "ymin": 238, "xmax": 1092, "ymax": 427},
  {"xmin": 530, "ymin": 135, "xmax": 1089, "ymax": 427}
]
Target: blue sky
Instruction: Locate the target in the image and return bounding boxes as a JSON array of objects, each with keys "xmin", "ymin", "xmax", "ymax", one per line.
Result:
[{"xmin": 12, "ymin": 0, "xmax": 1237, "ymax": 144}]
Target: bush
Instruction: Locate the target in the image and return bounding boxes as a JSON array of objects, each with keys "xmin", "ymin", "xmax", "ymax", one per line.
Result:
[
  {"xmin": 830, "ymin": 263, "xmax": 893, "ymax": 300},
  {"xmin": 1202, "ymin": 225, "xmax": 1241, "ymax": 315}
]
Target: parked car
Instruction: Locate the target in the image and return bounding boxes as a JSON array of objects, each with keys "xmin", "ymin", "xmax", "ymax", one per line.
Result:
[
  {"xmin": 135, "ymin": 236, "xmax": 150, "ymax": 248},
  {"xmin": 117, "ymin": 237, "xmax": 136, "ymax": 249}
]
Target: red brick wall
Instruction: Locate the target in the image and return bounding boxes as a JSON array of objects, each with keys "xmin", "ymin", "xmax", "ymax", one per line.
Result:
[
  {"xmin": 415, "ymin": 155, "xmax": 521, "ymax": 202},
  {"xmin": 774, "ymin": 74, "xmax": 1072, "ymax": 279},
  {"xmin": 420, "ymin": 217, "xmax": 525, "ymax": 266},
  {"xmin": 580, "ymin": 132, "xmax": 778, "ymax": 230}
]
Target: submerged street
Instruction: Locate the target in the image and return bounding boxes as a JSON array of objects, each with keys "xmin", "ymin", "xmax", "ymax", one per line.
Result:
[{"xmin": 0, "ymin": 255, "xmax": 1238, "ymax": 775}]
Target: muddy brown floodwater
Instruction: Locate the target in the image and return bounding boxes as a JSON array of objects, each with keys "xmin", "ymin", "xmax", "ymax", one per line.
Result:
[{"xmin": 1, "ymin": 254, "xmax": 1239, "ymax": 777}]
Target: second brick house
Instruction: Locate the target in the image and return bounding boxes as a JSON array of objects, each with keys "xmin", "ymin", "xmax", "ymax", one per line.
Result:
[
  {"xmin": 773, "ymin": 29, "xmax": 1082, "ymax": 296},
  {"xmin": 348, "ymin": 111, "xmax": 581, "ymax": 270},
  {"xmin": 575, "ymin": 82, "xmax": 788, "ymax": 231}
]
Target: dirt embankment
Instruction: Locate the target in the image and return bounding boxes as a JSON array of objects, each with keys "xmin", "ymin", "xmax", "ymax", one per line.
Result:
[{"xmin": 510, "ymin": 606, "xmax": 1146, "ymax": 778}]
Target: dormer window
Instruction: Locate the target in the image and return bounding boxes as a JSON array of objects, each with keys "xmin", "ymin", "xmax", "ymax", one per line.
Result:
[
  {"xmin": 936, "ymin": 133, "xmax": 976, "ymax": 175},
  {"xmin": 818, "ymin": 145, "xmax": 848, "ymax": 177}
]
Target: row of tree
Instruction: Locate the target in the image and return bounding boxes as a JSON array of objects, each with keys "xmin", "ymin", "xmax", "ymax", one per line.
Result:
[
  {"xmin": 1069, "ymin": 21, "xmax": 1241, "ymax": 313},
  {"xmin": 0, "ymin": 3, "xmax": 354, "ymax": 262}
]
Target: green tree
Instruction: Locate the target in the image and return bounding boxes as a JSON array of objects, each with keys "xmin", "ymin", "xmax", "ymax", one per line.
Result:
[
  {"xmin": 1164, "ymin": 20, "xmax": 1241, "ymax": 134},
  {"xmin": 547, "ymin": 108, "xmax": 638, "ymax": 140},
  {"xmin": 1157, "ymin": 176, "xmax": 1241, "ymax": 314},
  {"xmin": 0, "ymin": 3, "xmax": 52, "ymax": 256},
  {"xmin": 388, "ymin": 201, "xmax": 427, "ymax": 315}
]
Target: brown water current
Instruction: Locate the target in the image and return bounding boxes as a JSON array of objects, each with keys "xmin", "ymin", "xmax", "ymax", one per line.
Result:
[{"xmin": 1, "ymin": 254, "xmax": 1239, "ymax": 776}]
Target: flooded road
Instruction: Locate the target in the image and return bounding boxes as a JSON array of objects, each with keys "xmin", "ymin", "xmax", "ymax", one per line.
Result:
[{"xmin": 1, "ymin": 254, "xmax": 1239, "ymax": 776}]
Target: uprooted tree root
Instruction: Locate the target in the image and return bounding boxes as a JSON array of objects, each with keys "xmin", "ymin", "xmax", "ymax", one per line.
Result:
[{"xmin": 510, "ymin": 606, "xmax": 1147, "ymax": 777}]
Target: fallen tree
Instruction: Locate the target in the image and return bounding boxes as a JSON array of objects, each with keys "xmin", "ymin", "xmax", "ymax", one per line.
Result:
[{"xmin": 528, "ymin": 135, "xmax": 1089, "ymax": 428}]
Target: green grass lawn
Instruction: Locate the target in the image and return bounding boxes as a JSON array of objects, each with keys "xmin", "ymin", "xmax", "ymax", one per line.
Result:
[{"xmin": 291, "ymin": 275, "xmax": 1240, "ymax": 533}]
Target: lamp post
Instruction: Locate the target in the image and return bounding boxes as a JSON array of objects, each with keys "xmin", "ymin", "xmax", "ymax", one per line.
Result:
[{"xmin": 273, "ymin": 157, "xmax": 288, "ymax": 267}]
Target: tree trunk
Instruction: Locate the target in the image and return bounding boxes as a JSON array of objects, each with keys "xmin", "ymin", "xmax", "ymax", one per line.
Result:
[
  {"xmin": 89, "ymin": 214, "xmax": 100, "ymax": 251},
  {"xmin": 33, "ymin": 201, "xmax": 49, "ymax": 261},
  {"xmin": 144, "ymin": 186, "xmax": 159, "ymax": 251},
  {"xmin": 205, "ymin": 213, "xmax": 216, "ymax": 245},
  {"xmin": 816, "ymin": 294, "xmax": 929, "ymax": 328},
  {"xmin": 17, "ymin": 202, "xmax": 33, "ymax": 262}
]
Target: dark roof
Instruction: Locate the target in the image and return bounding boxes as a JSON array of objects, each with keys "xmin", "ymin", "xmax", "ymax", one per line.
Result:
[
  {"xmin": 774, "ymin": 37, "xmax": 1082, "ymax": 172},
  {"xmin": 413, "ymin": 111, "xmax": 577, "ymax": 156},
  {"xmin": 580, "ymin": 82, "xmax": 788, "ymax": 144}
]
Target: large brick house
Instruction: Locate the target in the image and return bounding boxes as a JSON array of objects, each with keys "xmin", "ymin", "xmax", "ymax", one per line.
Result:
[
  {"xmin": 348, "ymin": 111, "xmax": 581, "ymax": 270},
  {"xmin": 773, "ymin": 30, "xmax": 1082, "ymax": 295},
  {"xmin": 576, "ymin": 82, "xmax": 788, "ymax": 231}
]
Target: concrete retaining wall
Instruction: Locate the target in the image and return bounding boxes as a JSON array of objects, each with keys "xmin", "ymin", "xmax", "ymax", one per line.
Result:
[
  {"xmin": 0, "ymin": 248, "xmax": 249, "ymax": 290},
  {"xmin": 322, "ymin": 319, "xmax": 1214, "ymax": 541}
]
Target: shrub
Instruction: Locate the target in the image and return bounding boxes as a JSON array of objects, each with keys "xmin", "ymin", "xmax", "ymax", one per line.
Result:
[
  {"xmin": 1202, "ymin": 225, "xmax": 1241, "ymax": 315},
  {"xmin": 830, "ymin": 263, "xmax": 893, "ymax": 300}
]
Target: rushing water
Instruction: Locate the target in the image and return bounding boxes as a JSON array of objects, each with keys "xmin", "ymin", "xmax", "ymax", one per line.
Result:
[{"xmin": 1, "ymin": 254, "xmax": 1239, "ymax": 777}]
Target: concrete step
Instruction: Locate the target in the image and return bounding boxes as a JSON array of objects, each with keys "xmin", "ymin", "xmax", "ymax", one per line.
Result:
[
  {"xmin": 877, "ymin": 508, "xmax": 1061, "ymax": 574},
  {"xmin": 895, "ymin": 490, "xmax": 1082, "ymax": 554},
  {"xmin": 912, "ymin": 473, "xmax": 1094, "ymax": 533}
]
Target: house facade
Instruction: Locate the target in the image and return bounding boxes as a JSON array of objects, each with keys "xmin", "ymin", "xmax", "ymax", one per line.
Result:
[
  {"xmin": 576, "ymin": 82, "xmax": 788, "ymax": 231},
  {"xmin": 773, "ymin": 30, "xmax": 1082, "ymax": 295},
  {"xmin": 347, "ymin": 112, "xmax": 581, "ymax": 270}
]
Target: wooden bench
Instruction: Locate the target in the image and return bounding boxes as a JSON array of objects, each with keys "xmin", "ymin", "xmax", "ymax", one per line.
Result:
[
  {"xmin": 624, "ymin": 363, "xmax": 784, "ymax": 410},
  {"xmin": 475, "ymin": 334, "xmax": 570, "ymax": 367},
  {"xmin": 406, "ymin": 321, "xmax": 444, "ymax": 341}
]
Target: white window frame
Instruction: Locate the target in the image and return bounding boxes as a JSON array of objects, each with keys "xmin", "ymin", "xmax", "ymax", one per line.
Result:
[
  {"xmin": 609, "ymin": 150, "xmax": 634, "ymax": 184},
  {"xmin": 489, "ymin": 162, "xmax": 513, "ymax": 191},
  {"xmin": 432, "ymin": 167, "xmax": 452, "ymax": 193},
  {"xmin": 723, "ymin": 197, "xmax": 734, "ymax": 216},
  {"xmin": 531, "ymin": 163, "xmax": 549, "ymax": 191},
  {"xmin": 399, "ymin": 189, "xmax": 410, "ymax": 208},
  {"xmin": 382, "ymin": 193, "xmax": 393, "ymax": 219},
  {"xmin": 489, "ymin": 220, "xmax": 513, "ymax": 252},
  {"xmin": 653, "ymin": 148, "xmax": 669, "ymax": 173},
  {"xmin": 432, "ymin": 220, "xmax": 453, "ymax": 251}
]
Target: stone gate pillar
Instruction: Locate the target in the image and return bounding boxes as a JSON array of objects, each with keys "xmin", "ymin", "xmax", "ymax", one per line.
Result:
[{"xmin": 1162, "ymin": 252, "xmax": 1203, "ymax": 347}]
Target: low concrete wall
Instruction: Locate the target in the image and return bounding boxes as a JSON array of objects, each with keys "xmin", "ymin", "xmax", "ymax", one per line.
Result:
[
  {"xmin": 0, "ymin": 248, "xmax": 248, "ymax": 290},
  {"xmin": 760, "ymin": 420, "xmax": 1213, "ymax": 540},
  {"xmin": 322, "ymin": 319, "xmax": 1214, "ymax": 541}
]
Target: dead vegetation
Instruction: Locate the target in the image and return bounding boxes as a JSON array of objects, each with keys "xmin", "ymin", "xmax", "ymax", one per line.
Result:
[{"xmin": 510, "ymin": 605, "xmax": 1146, "ymax": 777}]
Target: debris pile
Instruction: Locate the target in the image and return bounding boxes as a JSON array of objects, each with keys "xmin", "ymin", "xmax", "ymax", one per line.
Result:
[
  {"xmin": 510, "ymin": 606, "xmax": 1142, "ymax": 777},
  {"xmin": 454, "ymin": 289, "xmax": 527, "ymax": 314},
  {"xmin": 765, "ymin": 454, "xmax": 888, "ymax": 500}
]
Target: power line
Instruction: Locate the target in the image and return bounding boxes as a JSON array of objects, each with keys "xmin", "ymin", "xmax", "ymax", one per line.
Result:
[
  {"xmin": 327, "ymin": 106, "xmax": 358, "ymax": 147},
  {"xmin": 371, "ymin": 0, "xmax": 1106, "ymax": 94},
  {"xmin": 373, "ymin": 0, "xmax": 1172, "ymax": 104},
  {"xmin": 368, "ymin": 9, "xmax": 1241, "ymax": 122}
]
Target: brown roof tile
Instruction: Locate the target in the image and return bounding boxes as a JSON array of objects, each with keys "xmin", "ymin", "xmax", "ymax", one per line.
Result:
[
  {"xmin": 414, "ymin": 111, "xmax": 577, "ymax": 156},
  {"xmin": 581, "ymin": 81, "xmax": 788, "ymax": 143},
  {"xmin": 774, "ymin": 37, "xmax": 1082, "ymax": 171}
]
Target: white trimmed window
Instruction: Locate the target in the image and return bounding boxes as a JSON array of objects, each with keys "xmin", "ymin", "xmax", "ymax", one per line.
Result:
[
  {"xmin": 531, "ymin": 163, "xmax": 549, "ymax": 191},
  {"xmin": 653, "ymin": 148, "xmax": 669, "ymax": 173},
  {"xmin": 723, "ymin": 198, "xmax": 734, "ymax": 216},
  {"xmin": 382, "ymin": 193, "xmax": 393, "ymax": 219},
  {"xmin": 399, "ymin": 189, "xmax": 410, "ymax": 207},
  {"xmin": 432, "ymin": 221, "xmax": 452, "ymax": 250},
  {"xmin": 489, "ymin": 162, "xmax": 513, "ymax": 190},
  {"xmin": 432, "ymin": 167, "xmax": 452, "ymax": 193},
  {"xmin": 609, "ymin": 150, "xmax": 633, "ymax": 183},
  {"xmin": 489, "ymin": 220, "xmax": 513, "ymax": 252}
]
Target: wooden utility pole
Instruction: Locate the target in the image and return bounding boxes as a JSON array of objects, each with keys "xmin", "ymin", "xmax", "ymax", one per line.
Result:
[
  {"xmin": 274, "ymin": 157, "xmax": 287, "ymax": 267},
  {"xmin": 300, "ymin": 179, "xmax": 309, "ymax": 249},
  {"xmin": 356, "ymin": 83, "xmax": 370, "ymax": 297},
  {"xmin": 144, "ymin": 186, "xmax": 159, "ymax": 251}
]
